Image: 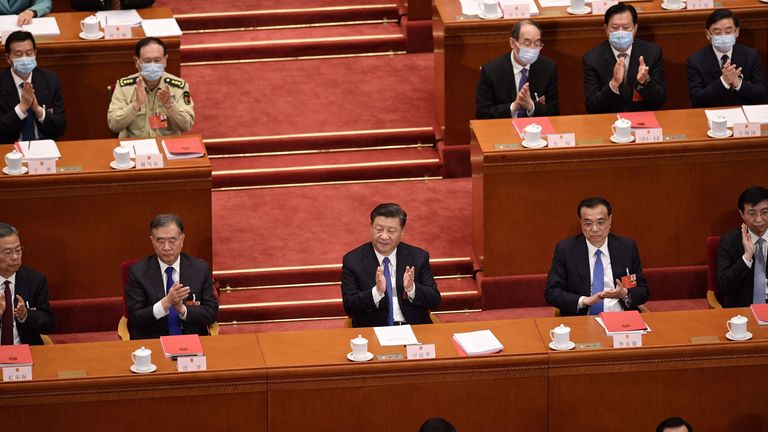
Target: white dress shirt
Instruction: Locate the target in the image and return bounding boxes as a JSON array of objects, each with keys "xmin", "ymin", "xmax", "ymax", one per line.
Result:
[
  {"xmin": 712, "ymin": 46, "xmax": 742, "ymax": 91},
  {"xmin": 743, "ymin": 230, "xmax": 768, "ymax": 297},
  {"xmin": 371, "ymin": 248, "xmax": 415, "ymax": 323},
  {"xmin": 11, "ymin": 69, "xmax": 45, "ymax": 139},
  {"xmin": 579, "ymin": 239, "xmax": 623, "ymax": 313},
  {"xmin": 0, "ymin": 273, "xmax": 27, "ymax": 345},
  {"xmin": 609, "ymin": 45, "xmax": 633, "ymax": 94},
  {"xmin": 152, "ymin": 256, "xmax": 187, "ymax": 320}
]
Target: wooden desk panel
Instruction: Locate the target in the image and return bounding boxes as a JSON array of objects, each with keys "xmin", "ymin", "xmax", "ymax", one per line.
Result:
[
  {"xmin": 35, "ymin": 8, "xmax": 181, "ymax": 141},
  {"xmin": 0, "ymin": 136, "xmax": 211, "ymax": 299},
  {"xmin": 258, "ymin": 320, "xmax": 550, "ymax": 432},
  {"xmin": 0, "ymin": 334, "xmax": 268, "ymax": 431},
  {"xmin": 434, "ymin": 0, "xmax": 768, "ymax": 149},
  {"xmin": 471, "ymin": 108, "xmax": 766, "ymax": 276}
]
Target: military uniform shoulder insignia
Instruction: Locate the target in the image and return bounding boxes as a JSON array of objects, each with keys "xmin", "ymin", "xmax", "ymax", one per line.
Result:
[
  {"xmin": 119, "ymin": 76, "xmax": 138, "ymax": 87},
  {"xmin": 164, "ymin": 77, "xmax": 186, "ymax": 89}
]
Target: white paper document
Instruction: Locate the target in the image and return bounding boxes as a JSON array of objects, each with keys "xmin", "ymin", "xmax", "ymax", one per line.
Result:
[
  {"xmin": 537, "ymin": 0, "xmax": 570, "ymax": 7},
  {"xmin": 594, "ymin": 317, "xmax": 652, "ymax": 336},
  {"xmin": 121, "ymin": 139, "xmax": 160, "ymax": 158},
  {"xmin": 141, "ymin": 18, "xmax": 183, "ymax": 37},
  {"xmin": 96, "ymin": 9, "xmax": 143, "ymax": 27},
  {"xmin": 14, "ymin": 140, "xmax": 61, "ymax": 161},
  {"xmin": 0, "ymin": 16, "xmax": 60, "ymax": 37},
  {"xmin": 374, "ymin": 325, "xmax": 419, "ymax": 346},
  {"xmin": 452, "ymin": 329, "xmax": 504, "ymax": 355},
  {"xmin": 459, "ymin": 0, "xmax": 481, "ymax": 15},
  {"xmin": 500, "ymin": 0, "xmax": 540, "ymax": 15},
  {"xmin": 742, "ymin": 104, "xmax": 768, "ymax": 125},
  {"xmin": 0, "ymin": 15, "xmax": 18, "ymax": 31},
  {"xmin": 705, "ymin": 107, "xmax": 748, "ymax": 127}
]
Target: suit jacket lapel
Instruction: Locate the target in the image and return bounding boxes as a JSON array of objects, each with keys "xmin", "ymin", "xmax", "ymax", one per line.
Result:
[
  {"xmin": 576, "ymin": 237, "xmax": 590, "ymax": 295},
  {"xmin": 503, "ymin": 54, "xmax": 517, "ymax": 101},
  {"xmin": 13, "ymin": 266, "xmax": 29, "ymax": 303},
  {"xmin": 395, "ymin": 246, "xmax": 408, "ymax": 297},
  {"xmin": 607, "ymin": 235, "xmax": 622, "ymax": 282},
  {"xmin": 147, "ymin": 257, "xmax": 166, "ymax": 302}
]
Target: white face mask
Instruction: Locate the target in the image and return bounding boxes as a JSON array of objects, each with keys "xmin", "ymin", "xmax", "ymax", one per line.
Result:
[{"xmin": 711, "ymin": 34, "xmax": 736, "ymax": 53}]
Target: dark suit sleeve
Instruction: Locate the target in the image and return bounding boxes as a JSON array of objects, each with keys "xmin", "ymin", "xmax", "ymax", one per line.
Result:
[
  {"xmin": 0, "ymin": 87, "xmax": 23, "ymax": 144},
  {"xmin": 341, "ymin": 253, "xmax": 378, "ymax": 317},
  {"xmin": 687, "ymin": 53, "xmax": 729, "ymax": 108},
  {"xmin": 737, "ymin": 53, "xmax": 768, "ymax": 104},
  {"xmin": 545, "ymin": 242, "xmax": 581, "ymax": 315},
  {"xmin": 476, "ymin": 65, "xmax": 512, "ymax": 119},
  {"xmin": 17, "ymin": 273, "xmax": 54, "ymax": 336},
  {"xmin": 125, "ymin": 264, "xmax": 159, "ymax": 329},
  {"xmin": 36, "ymin": 71, "xmax": 66, "ymax": 139},
  {"xmin": 182, "ymin": 261, "xmax": 218, "ymax": 328},
  {"xmin": 636, "ymin": 45, "xmax": 666, "ymax": 110},
  {"xmin": 623, "ymin": 241, "xmax": 649, "ymax": 308},
  {"xmin": 532, "ymin": 63, "xmax": 559, "ymax": 117},
  {"xmin": 717, "ymin": 234, "xmax": 751, "ymax": 299},
  {"xmin": 583, "ymin": 53, "xmax": 622, "ymax": 114},
  {"xmin": 409, "ymin": 251, "xmax": 440, "ymax": 310}
]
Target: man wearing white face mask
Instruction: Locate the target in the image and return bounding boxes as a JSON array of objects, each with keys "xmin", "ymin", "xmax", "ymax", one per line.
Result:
[
  {"xmin": 476, "ymin": 19, "xmax": 558, "ymax": 119},
  {"xmin": 582, "ymin": 3, "xmax": 666, "ymax": 114},
  {"xmin": 0, "ymin": 30, "xmax": 66, "ymax": 144},
  {"xmin": 108, "ymin": 37, "xmax": 194, "ymax": 138},
  {"xmin": 687, "ymin": 9, "xmax": 768, "ymax": 108}
]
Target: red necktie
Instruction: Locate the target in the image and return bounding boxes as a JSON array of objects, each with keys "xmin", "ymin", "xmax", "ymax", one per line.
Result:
[{"xmin": 1, "ymin": 281, "xmax": 13, "ymax": 345}]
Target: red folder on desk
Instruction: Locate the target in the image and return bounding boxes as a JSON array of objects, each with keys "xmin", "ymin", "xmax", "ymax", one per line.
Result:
[
  {"xmin": 161, "ymin": 137, "xmax": 205, "ymax": 159},
  {"xmin": 751, "ymin": 304, "xmax": 768, "ymax": 325},
  {"xmin": 619, "ymin": 111, "xmax": 660, "ymax": 129},
  {"xmin": 512, "ymin": 117, "xmax": 556, "ymax": 139},
  {"xmin": 0, "ymin": 344, "xmax": 33, "ymax": 367},
  {"xmin": 160, "ymin": 334, "xmax": 204, "ymax": 358},
  {"xmin": 599, "ymin": 311, "xmax": 647, "ymax": 332}
]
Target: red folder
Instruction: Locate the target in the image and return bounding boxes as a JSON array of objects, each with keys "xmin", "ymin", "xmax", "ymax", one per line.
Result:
[
  {"xmin": 160, "ymin": 334, "xmax": 204, "ymax": 358},
  {"xmin": 751, "ymin": 304, "xmax": 768, "ymax": 325},
  {"xmin": 512, "ymin": 117, "xmax": 557, "ymax": 139},
  {"xmin": 619, "ymin": 111, "xmax": 660, "ymax": 129},
  {"xmin": 0, "ymin": 344, "xmax": 33, "ymax": 367},
  {"xmin": 599, "ymin": 311, "xmax": 648, "ymax": 332},
  {"xmin": 162, "ymin": 137, "xmax": 204, "ymax": 154}
]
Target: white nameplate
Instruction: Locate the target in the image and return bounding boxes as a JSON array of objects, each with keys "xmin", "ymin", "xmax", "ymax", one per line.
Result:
[
  {"xmin": 3, "ymin": 366, "xmax": 32, "ymax": 382},
  {"xmin": 503, "ymin": 4, "xmax": 530, "ymax": 18},
  {"xmin": 136, "ymin": 153, "xmax": 164, "ymax": 169},
  {"xmin": 592, "ymin": 0, "xmax": 618, "ymax": 14},
  {"xmin": 105, "ymin": 24, "xmax": 131, "ymax": 40},
  {"xmin": 28, "ymin": 158, "xmax": 56, "ymax": 175},
  {"xmin": 406, "ymin": 343, "xmax": 436, "ymax": 360},
  {"xmin": 687, "ymin": 0, "xmax": 713, "ymax": 9},
  {"xmin": 613, "ymin": 333, "xmax": 643, "ymax": 348},
  {"xmin": 546, "ymin": 133, "xmax": 576, "ymax": 148},
  {"xmin": 732, "ymin": 122, "xmax": 761, "ymax": 138},
  {"xmin": 177, "ymin": 355, "xmax": 207, "ymax": 372},
  {"xmin": 634, "ymin": 128, "xmax": 664, "ymax": 143}
]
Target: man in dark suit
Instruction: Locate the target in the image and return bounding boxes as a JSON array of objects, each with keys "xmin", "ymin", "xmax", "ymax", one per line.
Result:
[
  {"xmin": 476, "ymin": 19, "xmax": 558, "ymax": 119},
  {"xmin": 125, "ymin": 214, "xmax": 218, "ymax": 339},
  {"xmin": 341, "ymin": 203, "xmax": 441, "ymax": 328},
  {"xmin": 718, "ymin": 186, "xmax": 768, "ymax": 307},
  {"xmin": 687, "ymin": 9, "xmax": 768, "ymax": 108},
  {"xmin": 0, "ymin": 223, "xmax": 54, "ymax": 346},
  {"xmin": 0, "ymin": 31, "xmax": 66, "ymax": 144},
  {"xmin": 583, "ymin": 4, "xmax": 666, "ymax": 114},
  {"xmin": 545, "ymin": 197, "xmax": 649, "ymax": 316}
]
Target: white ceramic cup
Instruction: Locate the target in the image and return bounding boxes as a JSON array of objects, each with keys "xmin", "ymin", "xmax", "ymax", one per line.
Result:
[
  {"xmin": 523, "ymin": 123, "xmax": 542, "ymax": 144},
  {"xmin": 350, "ymin": 335, "xmax": 368, "ymax": 360},
  {"xmin": 665, "ymin": 0, "xmax": 681, "ymax": 7},
  {"xmin": 113, "ymin": 146, "xmax": 131, "ymax": 167},
  {"xmin": 131, "ymin": 346, "xmax": 152, "ymax": 371},
  {"xmin": 611, "ymin": 118, "xmax": 632, "ymax": 140},
  {"xmin": 727, "ymin": 315, "xmax": 748, "ymax": 338},
  {"xmin": 5, "ymin": 150, "xmax": 23, "ymax": 173},
  {"xmin": 480, "ymin": 0, "xmax": 498, "ymax": 16},
  {"xmin": 80, "ymin": 15, "xmax": 100, "ymax": 36},
  {"xmin": 709, "ymin": 116, "xmax": 728, "ymax": 137},
  {"xmin": 570, "ymin": 0, "xmax": 586, "ymax": 11},
  {"xmin": 549, "ymin": 324, "xmax": 571, "ymax": 348}
]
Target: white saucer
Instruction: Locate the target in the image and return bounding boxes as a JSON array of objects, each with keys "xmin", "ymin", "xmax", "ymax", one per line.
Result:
[
  {"xmin": 549, "ymin": 341, "xmax": 576, "ymax": 351},
  {"xmin": 347, "ymin": 351, "xmax": 374, "ymax": 362},
  {"xmin": 478, "ymin": 9, "xmax": 503, "ymax": 19},
  {"xmin": 522, "ymin": 138, "xmax": 548, "ymax": 149},
  {"xmin": 726, "ymin": 331, "xmax": 752, "ymax": 341},
  {"xmin": 3, "ymin": 166, "xmax": 27, "ymax": 175},
  {"xmin": 660, "ymin": 1, "xmax": 685, "ymax": 10},
  {"xmin": 707, "ymin": 129, "xmax": 732, "ymax": 138},
  {"xmin": 566, "ymin": 6, "xmax": 591, "ymax": 14},
  {"xmin": 79, "ymin": 31, "xmax": 104, "ymax": 40},
  {"xmin": 110, "ymin": 160, "xmax": 135, "ymax": 170},
  {"xmin": 130, "ymin": 363, "xmax": 157, "ymax": 374},
  {"xmin": 610, "ymin": 134, "xmax": 635, "ymax": 144}
]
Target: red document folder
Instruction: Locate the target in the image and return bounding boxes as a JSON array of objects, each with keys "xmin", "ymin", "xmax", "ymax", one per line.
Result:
[
  {"xmin": 162, "ymin": 137, "xmax": 204, "ymax": 154},
  {"xmin": 512, "ymin": 117, "xmax": 557, "ymax": 139},
  {"xmin": 751, "ymin": 304, "xmax": 768, "ymax": 325},
  {"xmin": 0, "ymin": 344, "xmax": 33, "ymax": 367},
  {"xmin": 160, "ymin": 334, "xmax": 204, "ymax": 358},
  {"xmin": 619, "ymin": 111, "xmax": 660, "ymax": 129},
  {"xmin": 599, "ymin": 311, "xmax": 648, "ymax": 332}
]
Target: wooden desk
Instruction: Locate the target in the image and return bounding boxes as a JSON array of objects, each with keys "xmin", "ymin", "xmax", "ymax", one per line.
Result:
[
  {"xmin": 0, "ymin": 334, "xmax": 268, "ymax": 431},
  {"xmin": 0, "ymin": 136, "xmax": 211, "ymax": 299},
  {"xmin": 434, "ymin": 0, "xmax": 768, "ymax": 173},
  {"xmin": 536, "ymin": 308, "xmax": 768, "ymax": 432},
  {"xmin": 35, "ymin": 8, "xmax": 181, "ymax": 141},
  {"xmin": 470, "ymin": 107, "xmax": 767, "ymax": 276}
]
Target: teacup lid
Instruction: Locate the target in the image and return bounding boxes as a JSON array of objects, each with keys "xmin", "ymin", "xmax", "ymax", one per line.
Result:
[
  {"xmin": 554, "ymin": 323, "xmax": 570, "ymax": 332},
  {"xmin": 731, "ymin": 314, "xmax": 747, "ymax": 322},
  {"xmin": 524, "ymin": 123, "xmax": 542, "ymax": 131},
  {"xmin": 84, "ymin": 15, "xmax": 99, "ymax": 22},
  {"xmin": 616, "ymin": 118, "xmax": 631, "ymax": 125},
  {"xmin": 134, "ymin": 346, "xmax": 151, "ymax": 355},
  {"xmin": 351, "ymin": 334, "xmax": 367, "ymax": 343}
]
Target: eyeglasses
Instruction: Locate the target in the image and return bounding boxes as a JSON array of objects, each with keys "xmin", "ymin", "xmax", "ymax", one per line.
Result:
[
  {"xmin": 516, "ymin": 39, "xmax": 543, "ymax": 49},
  {"xmin": 152, "ymin": 238, "xmax": 180, "ymax": 247},
  {"xmin": 582, "ymin": 220, "xmax": 609, "ymax": 229},
  {"xmin": 0, "ymin": 246, "xmax": 23, "ymax": 258},
  {"xmin": 745, "ymin": 209, "xmax": 768, "ymax": 219}
]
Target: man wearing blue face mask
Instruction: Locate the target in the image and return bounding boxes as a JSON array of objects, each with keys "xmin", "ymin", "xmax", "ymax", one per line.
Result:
[
  {"xmin": 582, "ymin": 3, "xmax": 666, "ymax": 114},
  {"xmin": 0, "ymin": 31, "xmax": 66, "ymax": 144},
  {"xmin": 108, "ymin": 37, "xmax": 194, "ymax": 138},
  {"xmin": 686, "ymin": 9, "xmax": 767, "ymax": 108},
  {"xmin": 476, "ymin": 19, "xmax": 558, "ymax": 119}
]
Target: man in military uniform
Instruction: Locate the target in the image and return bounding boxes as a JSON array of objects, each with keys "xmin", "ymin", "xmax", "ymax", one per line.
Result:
[{"xmin": 107, "ymin": 37, "xmax": 194, "ymax": 138}]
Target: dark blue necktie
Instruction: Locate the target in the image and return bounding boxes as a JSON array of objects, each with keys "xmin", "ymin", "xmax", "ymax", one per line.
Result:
[
  {"xmin": 19, "ymin": 84, "xmax": 35, "ymax": 141},
  {"xmin": 165, "ymin": 266, "xmax": 182, "ymax": 335},
  {"xmin": 517, "ymin": 68, "xmax": 529, "ymax": 118},
  {"xmin": 383, "ymin": 257, "xmax": 394, "ymax": 326},
  {"xmin": 589, "ymin": 250, "xmax": 604, "ymax": 315}
]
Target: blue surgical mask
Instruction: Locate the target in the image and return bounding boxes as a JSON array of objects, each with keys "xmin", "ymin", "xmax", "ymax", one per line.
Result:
[
  {"xmin": 12, "ymin": 56, "xmax": 36, "ymax": 75},
  {"xmin": 609, "ymin": 30, "xmax": 633, "ymax": 52},
  {"xmin": 139, "ymin": 63, "xmax": 165, "ymax": 82},
  {"xmin": 711, "ymin": 34, "xmax": 736, "ymax": 54},
  {"xmin": 517, "ymin": 47, "xmax": 540, "ymax": 66}
]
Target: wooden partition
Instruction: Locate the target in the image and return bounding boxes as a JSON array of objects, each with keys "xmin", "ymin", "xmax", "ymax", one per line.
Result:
[
  {"xmin": 0, "ymin": 136, "xmax": 211, "ymax": 299},
  {"xmin": 471, "ymin": 108, "xmax": 766, "ymax": 276}
]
